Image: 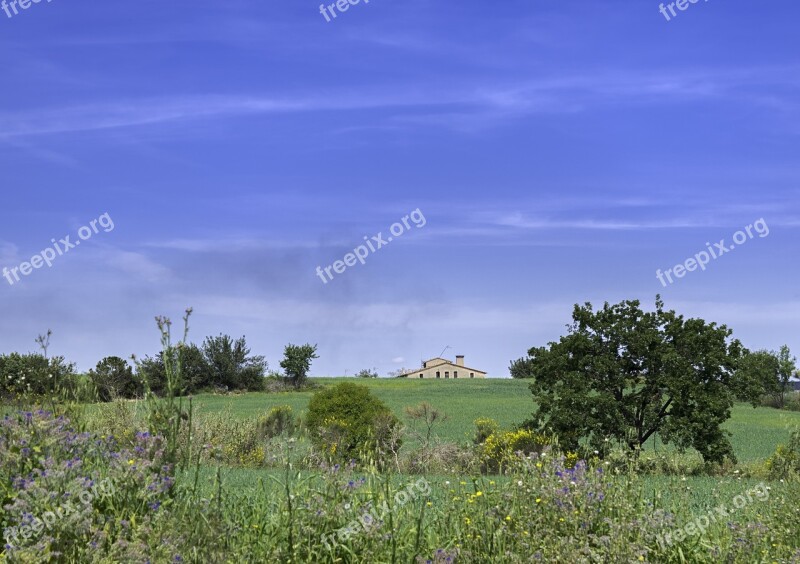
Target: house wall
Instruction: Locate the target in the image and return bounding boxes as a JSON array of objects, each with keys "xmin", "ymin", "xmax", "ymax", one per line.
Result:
[{"xmin": 412, "ymin": 362, "xmax": 486, "ymax": 379}]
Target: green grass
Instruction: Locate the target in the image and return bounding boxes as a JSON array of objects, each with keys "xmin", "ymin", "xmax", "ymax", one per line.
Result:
[{"xmin": 189, "ymin": 377, "xmax": 800, "ymax": 463}]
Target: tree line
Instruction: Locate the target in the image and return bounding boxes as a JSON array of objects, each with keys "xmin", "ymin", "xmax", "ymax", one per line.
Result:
[{"xmin": 0, "ymin": 334, "xmax": 320, "ymax": 402}]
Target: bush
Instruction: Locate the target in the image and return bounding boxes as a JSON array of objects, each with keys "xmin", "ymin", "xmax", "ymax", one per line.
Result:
[
  {"xmin": 89, "ymin": 356, "xmax": 142, "ymax": 401},
  {"xmin": 766, "ymin": 426, "xmax": 800, "ymax": 480},
  {"xmin": 305, "ymin": 383, "xmax": 400, "ymax": 463},
  {"xmin": 480, "ymin": 428, "xmax": 552, "ymax": 473},
  {"xmin": 0, "ymin": 353, "xmax": 77, "ymax": 400},
  {"xmin": 356, "ymin": 368, "xmax": 379, "ymax": 379},
  {"xmin": 257, "ymin": 405, "xmax": 297, "ymax": 438},
  {"xmin": 201, "ymin": 412, "xmax": 266, "ymax": 466},
  {"xmin": 473, "ymin": 417, "xmax": 499, "ymax": 445}
]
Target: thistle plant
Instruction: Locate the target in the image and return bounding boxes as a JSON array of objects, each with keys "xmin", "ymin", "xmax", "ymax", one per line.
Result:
[{"xmin": 140, "ymin": 308, "xmax": 195, "ymax": 471}]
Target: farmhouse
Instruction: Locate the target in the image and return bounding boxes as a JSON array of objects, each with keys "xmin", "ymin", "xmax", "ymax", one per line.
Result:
[{"xmin": 412, "ymin": 355, "xmax": 487, "ymax": 379}]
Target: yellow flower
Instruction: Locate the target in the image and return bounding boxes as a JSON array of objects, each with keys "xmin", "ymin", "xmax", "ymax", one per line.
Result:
[
  {"xmin": 475, "ymin": 491, "xmax": 483, "ymax": 497},
  {"xmin": 460, "ymin": 481, "xmax": 467, "ymax": 485},
  {"xmin": 536, "ymin": 462, "xmax": 542, "ymax": 468},
  {"xmin": 559, "ymin": 518, "xmax": 565, "ymax": 522},
  {"xmin": 128, "ymin": 459, "xmax": 135, "ymax": 465},
  {"xmin": 464, "ymin": 517, "xmax": 471, "ymax": 525},
  {"xmin": 536, "ymin": 498, "xmax": 542, "ymax": 503},
  {"xmin": 489, "ymin": 481, "xmax": 495, "ymax": 485},
  {"xmin": 426, "ymin": 502, "xmax": 432, "ymax": 507},
  {"xmin": 505, "ymin": 515, "xmax": 512, "ymax": 521}
]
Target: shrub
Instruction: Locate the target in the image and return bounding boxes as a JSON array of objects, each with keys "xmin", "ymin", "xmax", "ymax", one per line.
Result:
[
  {"xmin": 201, "ymin": 413, "xmax": 266, "ymax": 466},
  {"xmin": 305, "ymin": 383, "xmax": 400, "ymax": 463},
  {"xmin": 481, "ymin": 428, "xmax": 551, "ymax": 473},
  {"xmin": 766, "ymin": 426, "xmax": 800, "ymax": 480},
  {"xmin": 257, "ymin": 405, "xmax": 297, "ymax": 438},
  {"xmin": 136, "ymin": 343, "xmax": 209, "ymax": 397},
  {"xmin": 0, "ymin": 353, "xmax": 77, "ymax": 400},
  {"xmin": 89, "ymin": 356, "xmax": 142, "ymax": 401},
  {"xmin": 356, "ymin": 368, "xmax": 379, "ymax": 378},
  {"xmin": 84, "ymin": 399, "xmax": 143, "ymax": 447},
  {"xmin": 473, "ymin": 417, "xmax": 499, "ymax": 445}
]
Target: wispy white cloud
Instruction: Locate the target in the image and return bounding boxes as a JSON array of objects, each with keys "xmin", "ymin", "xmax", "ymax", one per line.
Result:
[
  {"xmin": 2, "ymin": 66, "xmax": 798, "ymax": 138},
  {"xmin": 104, "ymin": 250, "xmax": 172, "ymax": 283}
]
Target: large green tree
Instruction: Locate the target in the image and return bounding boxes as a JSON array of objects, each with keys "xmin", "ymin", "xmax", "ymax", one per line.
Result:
[{"xmin": 513, "ymin": 297, "xmax": 745, "ymax": 464}]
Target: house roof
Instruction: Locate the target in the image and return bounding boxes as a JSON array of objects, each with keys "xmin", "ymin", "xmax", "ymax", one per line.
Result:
[{"xmin": 418, "ymin": 359, "xmax": 486, "ymax": 375}]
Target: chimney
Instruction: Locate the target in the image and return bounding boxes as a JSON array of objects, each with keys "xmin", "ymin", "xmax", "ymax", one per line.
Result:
[{"xmin": 455, "ymin": 355, "xmax": 464, "ymax": 367}]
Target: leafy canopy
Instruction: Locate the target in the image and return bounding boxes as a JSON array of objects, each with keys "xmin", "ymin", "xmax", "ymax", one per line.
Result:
[
  {"xmin": 280, "ymin": 343, "xmax": 319, "ymax": 389},
  {"xmin": 513, "ymin": 296, "xmax": 745, "ymax": 465}
]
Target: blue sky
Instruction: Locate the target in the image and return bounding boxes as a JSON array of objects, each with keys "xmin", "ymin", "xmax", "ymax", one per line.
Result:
[{"xmin": 1, "ymin": 0, "xmax": 798, "ymax": 377}]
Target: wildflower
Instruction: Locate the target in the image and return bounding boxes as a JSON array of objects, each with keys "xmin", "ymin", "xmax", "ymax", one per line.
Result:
[
  {"xmin": 536, "ymin": 498, "xmax": 542, "ymax": 504},
  {"xmin": 475, "ymin": 491, "xmax": 483, "ymax": 497}
]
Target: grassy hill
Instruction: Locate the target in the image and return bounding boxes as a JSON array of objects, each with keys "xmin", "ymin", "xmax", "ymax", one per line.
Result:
[{"xmin": 191, "ymin": 377, "xmax": 800, "ymax": 463}]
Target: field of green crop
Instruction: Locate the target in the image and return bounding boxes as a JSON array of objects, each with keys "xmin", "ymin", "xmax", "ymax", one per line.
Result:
[
  {"xmin": 4, "ymin": 377, "xmax": 800, "ymax": 562},
  {"xmin": 191, "ymin": 377, "xmax": 800, "ymax": 462}
]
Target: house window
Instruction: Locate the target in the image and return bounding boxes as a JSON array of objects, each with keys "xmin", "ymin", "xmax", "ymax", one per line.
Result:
[
  {"xmin": 445, "ymin": 372, "xmax": 449, "ymax": 378},
  {"xmin": 419, "ymin": 374, "xmax": 423, "ymax": 378},
  {"xmin": 454, "ymin": 372, "xmax": 458, "ymax": 378},
  {"xmin": 436, "ymin": 371, "xmax": 440, "ymax": 378},
  {"xmin": 470, "ymin": 373, "xmax": 474, "ymax": 378}
]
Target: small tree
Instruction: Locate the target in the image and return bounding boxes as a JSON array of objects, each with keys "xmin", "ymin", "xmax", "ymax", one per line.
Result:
[
  {"xmin": 89, "ymin": 356, "xmax": 141, "ymax": 401},
  {"xmin": 776, "ymin": 345, "xmax": 797, "ymax": 409},
  {"xmin": 733, "ymin": 350, "xmax": 781, "ymax": 406},
  {"xmin": 280, "ymin": 343, "xmax": 318, "ymax": 389},
  {"xmin": 356, "ymin": 368, "xmax": 379, "ymax": 379},
  {"xmin": 734, "ymin": 346, "xmax": 798, "ymax": 409},
  {"xmin": 389, "ymin": 367, "xmax": 412, "ymax": 378},
  {"xmin": 137, "ymin": 344, "xmax": 208, "ymax": 396},
  {"xmin": 405, "ymin": 402, "xmax": 448, "ymax": 445},
  {"xmin": 202, "ymin": 334, "xmax": 267, "ymax": 392}
]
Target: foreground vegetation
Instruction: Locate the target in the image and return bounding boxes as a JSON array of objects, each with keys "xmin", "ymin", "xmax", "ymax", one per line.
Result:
[{"xmin": 2, "ymin": 302, "xmax": 800, "ymax": 562}]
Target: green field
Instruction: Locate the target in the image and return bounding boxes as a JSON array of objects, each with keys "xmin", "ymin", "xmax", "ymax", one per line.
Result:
[
  {"xmin": 190, "ymin": 377, "xmax": 800, "ymax": 463},
  {"xmin": 5, "ymin": 378, "xmax": 800, "ymax": 562}
]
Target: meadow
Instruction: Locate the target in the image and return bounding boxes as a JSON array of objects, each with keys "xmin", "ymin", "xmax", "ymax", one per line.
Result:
[
  {"xmin": 2, "ymin": 377, "xmax": 799, "ymax": 563},
  {"xmin": 192, "ymin": 377, "xmax": 800, "ymax": 462}
]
